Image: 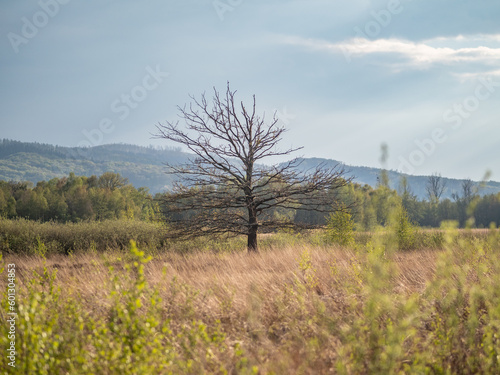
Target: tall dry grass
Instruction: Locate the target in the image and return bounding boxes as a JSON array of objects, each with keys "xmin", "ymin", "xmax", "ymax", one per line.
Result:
[{"xmin": 2, "ymin": 225, "xmax": 499, "ymax": 374}]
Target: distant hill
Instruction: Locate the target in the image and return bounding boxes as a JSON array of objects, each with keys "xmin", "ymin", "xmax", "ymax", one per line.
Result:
[
  {"xmin": 1, "ymin": 139, "xmax": 500, "ymax": 199},
  {"xmin": 294, "ymin": 158, "xmax": 500, "ymax": 200},
  {"xmin": 0, "ymin": 139, "xmax": 191, "ymax": 194}
]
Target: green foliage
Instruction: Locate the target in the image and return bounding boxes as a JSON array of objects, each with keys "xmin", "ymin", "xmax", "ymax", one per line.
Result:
[
  {"xmin": 394, "ymin": 207, "xmax": 416, "ymax": 250},
  {"xmin": 0, "ymin": 173, "xmax": 160, "ymax": 223},
  {"xmin": 0, "ymin": 218, "xmax": 168, "ymax": 255},
  {"xmin": 293, "ymin": 177, "xmax": 500, "ymax": 230},
  {"xmin": 336, "ymin": 245, "xmax": 419, "ymax": 373},
  {"xmin": 296, "ymin": 249, "xmax": 319, "ymax": 290},
  {"xmin": 326, "ymin": 210, "xmax": 355, "ymax": 247},
  {"xmin": 0, "ymin": 242, "xmax": 252, "ymax": 374},
  {"xmin": 3, "ymin": 167, "xmax": 500, "ymax": 232},
  {"xmin": 1, "ymin": 234, "xmax": 500, "ymax": 373}
]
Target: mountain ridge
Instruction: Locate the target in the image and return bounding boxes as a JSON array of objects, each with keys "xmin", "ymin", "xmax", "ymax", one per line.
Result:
[{"xmin": 1, "ymin": 139, "xmax": 499, "ymax": 199}]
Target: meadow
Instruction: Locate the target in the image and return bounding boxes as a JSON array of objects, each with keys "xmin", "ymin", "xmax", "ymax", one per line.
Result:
[{"xmin": 1, "ymin": 219, "xmax": 500, "ymax": 374}]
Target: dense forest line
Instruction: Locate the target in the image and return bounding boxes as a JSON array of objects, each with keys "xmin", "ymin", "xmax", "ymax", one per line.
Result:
[
  {"xmin": 299, "ymin": 175, "xmax": 500, "ymax": 229},
  {"xmin": 0, "ymin": 172, "xmax": 159, "ymax": 222},
  {"xmin": 1, "ymin": 171, "xmax": 499, "ymax": 229}
]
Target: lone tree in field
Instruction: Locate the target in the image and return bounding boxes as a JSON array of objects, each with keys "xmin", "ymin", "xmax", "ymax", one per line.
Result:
[{"xmin": 155, "ymin": 84, "xmax": 351, "ymax": 252}]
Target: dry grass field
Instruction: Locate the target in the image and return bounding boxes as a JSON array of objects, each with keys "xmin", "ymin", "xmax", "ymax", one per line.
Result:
[{"xmin": 1, "ymin": 226, "xmax": 500, "ymax": 374}]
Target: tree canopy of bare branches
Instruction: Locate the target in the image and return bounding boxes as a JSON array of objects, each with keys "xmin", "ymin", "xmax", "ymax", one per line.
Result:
[
  {"xmin": 426, "ymin": 173, "xmax": 447, "ymax": 203},
  {"xmin": 452, "ymin": 178, "xmax": 477, "ymax": 227},
  {"xmin": 155, "ymin": 84, "xmax": 351, "ymax": 252}
]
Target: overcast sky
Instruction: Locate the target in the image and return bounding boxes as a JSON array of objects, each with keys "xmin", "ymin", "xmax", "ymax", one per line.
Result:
[{"xmin": 1, "ymin": 0, "xmax": 499, "ymax": 181}]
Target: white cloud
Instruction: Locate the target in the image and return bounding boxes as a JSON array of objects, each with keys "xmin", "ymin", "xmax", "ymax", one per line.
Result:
[
  {"xmin": 279, "ymin": 34, "xmax": 500, "ymax": 69},
  {"xmin": 452, "ymin": 69, "xmax": 500, "ymax": 82}
]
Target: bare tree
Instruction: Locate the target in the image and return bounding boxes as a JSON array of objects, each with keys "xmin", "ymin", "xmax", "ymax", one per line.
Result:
[
  {"xmin": 155, "ymin": 84, "xmax": 352, "ymax": 252},
  {"xmin": 426, "ymin": 173, "xmax": 447, "ymax": 202},
  {"xmin": 451, "ymin": 178, "xmax": 476, "ymax": 206},
  {"xmin": 452, "ymin": 178, "xmax": 477, "ymax": 227},
  {"xmin": 97, "ymin": 172, "xmax": 128, "ymax": 191},
  {"xmin": 460, "ymin": 179, "xmax": 475, "ymax": 203}
]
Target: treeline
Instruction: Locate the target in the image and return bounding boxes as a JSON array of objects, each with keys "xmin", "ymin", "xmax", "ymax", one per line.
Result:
[
  {"xmin": 159, "ymin": 175, "xmax": 500, "ymax": 230},
  {"xmin": 0, "ymin": 138, "xmax": 68, "ymax": 159},
  {"xmin": 0, "ymin": 138, "xmax": 186, "ymax": 167},
  {"xmin": 1, "ymin": 171, "xmax": 499, "ymax": 229},
  {"xmin": 296, "ymin": 175, "xmax": 500, "ymax": 229},
  {"xmin": 0, "ymin": 172, "xmax": 159, "ymax": 222}
]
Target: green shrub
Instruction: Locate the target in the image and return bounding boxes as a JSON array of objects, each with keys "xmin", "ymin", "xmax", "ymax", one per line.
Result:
[
  {"xmin": 394, "ymin": 207, "xmax": 416, "ymax": 250},
  {"xmin": 0, "ymin": 218, "xmax": 168, "ymax": 254},
  {"xmin": 326, "ymin": 210, "xmax": 355, "ymax": 247}
]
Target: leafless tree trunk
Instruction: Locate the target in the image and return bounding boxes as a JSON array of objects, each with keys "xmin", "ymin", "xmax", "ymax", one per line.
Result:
[{"xmin": 155, "ymin": 83, "xmax": 351, "ymax": 252}]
